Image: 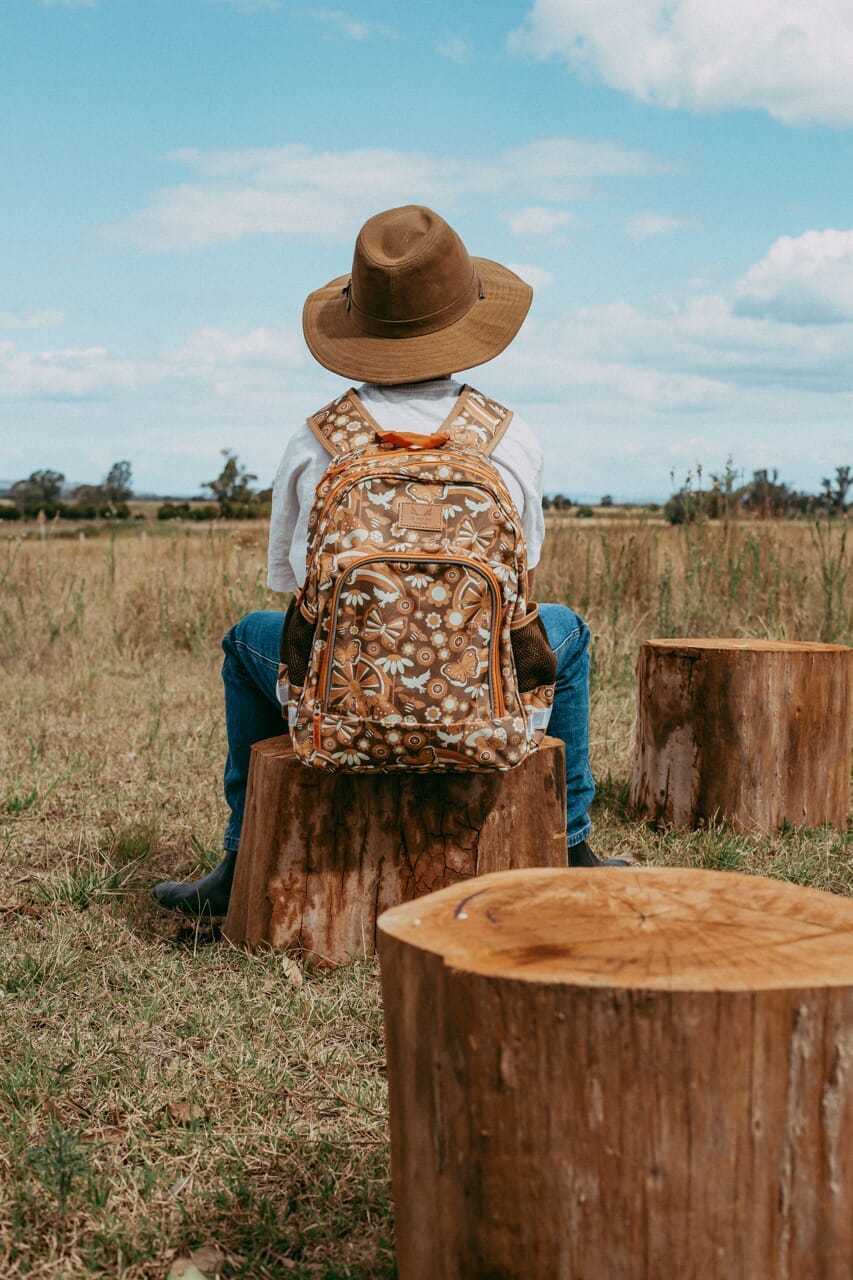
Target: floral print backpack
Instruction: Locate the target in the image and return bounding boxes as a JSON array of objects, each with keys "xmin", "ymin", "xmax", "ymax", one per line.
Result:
[{"xmin": 278, "ymin": 384, "xmax": 556, "ymax": 772}]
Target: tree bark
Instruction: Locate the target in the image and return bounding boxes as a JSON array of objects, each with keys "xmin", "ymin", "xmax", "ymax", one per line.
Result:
[
  {"xmin": 378, "ymin": 866, "xmax": 853, "ymax": 1280},
  {"xmin": 223, "ymin": 735, "xmax": 566, "ymax": 964},
  {"xmin": 630, "ymin": 638, "xmax": 853, "ymax": 831}
]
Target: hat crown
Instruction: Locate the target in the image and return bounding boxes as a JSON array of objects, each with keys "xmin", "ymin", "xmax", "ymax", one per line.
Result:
[
  {"xmin": 301, "ymin": 203, "xmax": 532, "ymax": 384},
  {"xmin": 351, "ymin": 205, "xmax": 474, "ymax": 327}
]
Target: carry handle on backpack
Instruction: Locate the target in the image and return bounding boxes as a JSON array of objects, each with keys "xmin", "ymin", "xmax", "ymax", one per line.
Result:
[{"xmin": 373, "ymin": 429, "xmax": 450, "ymax": 450}]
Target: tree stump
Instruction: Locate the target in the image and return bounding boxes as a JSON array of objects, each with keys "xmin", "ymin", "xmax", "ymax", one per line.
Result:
[
  {"xmin": 377, "ymin": 866, "xmax": 853, "ymax": 1280},
  {"xmin": 630, "ymin": 638, "xmax": 853, "ymax": 831},
  {"xmin": 222, "ymin": 735, "xmax": 566, "ymax": 964}
]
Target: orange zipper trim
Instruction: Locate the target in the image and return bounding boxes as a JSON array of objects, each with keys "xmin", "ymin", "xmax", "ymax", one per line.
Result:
[
  {"xmin": 310, "ymin": 447, "xmax": 522, "ymax": 553},
  {"xmin": 316, "ymin": 552, "xmax": 506, "ymax": 720}
]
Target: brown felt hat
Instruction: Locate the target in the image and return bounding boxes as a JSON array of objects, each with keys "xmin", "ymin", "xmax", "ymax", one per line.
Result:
[{"xmin": 302, "ymin": 205, "xmax": 533, "ymax": 385}]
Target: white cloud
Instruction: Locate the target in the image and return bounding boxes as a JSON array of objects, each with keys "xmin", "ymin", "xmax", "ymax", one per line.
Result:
[
  {"xmin": 503, "ymin": 137, "xmax": 669, "ymax": 185},
  {"xmin": 105, "ymin": 138, "xmax": 666, "ymax": 253},
  {"xmin": 304, "ymin": 9, "xmax": 397, "ymax": 40},
  {"xmin": 0, "ymin": 308, "xmax": 65, "ymax": 332},
  {"xmin": 0, "ymin": 323, "xmax": 305, "ymax": 405},
  {"xmin": 112, "ymin": 180, "xmax": 354, "ymax": 252},
  {"xmin": 175, "ymin": 326, "xmax": 303, "ymax": 368},
  {"xmin": 503, "ymin": 206, "xmax": 577, "ymax": 242},
  {"xmin": 734, "ymin": 229, "xmax": 853, "ymax": 323},
  {"xmin": 511, "ymin": 0, "xmax": 853, "ymax": 126},
  {"xmin": 436, "ymin": 33, "xmax": 472, "ymax": 63},
  {"xmin": 502, "ymin": 330, "xmax": 732, "ymax": 415},
  {"xmin": 625, "ymin": 212, "xmax": 694, "ymax": 240},
  {"xmin": 506, "ymin": 264, "xmax": 555, "ymax": 290},
  {"xmin": 0, "ymin": 343, "xmax": 139, "ymax": 400}
]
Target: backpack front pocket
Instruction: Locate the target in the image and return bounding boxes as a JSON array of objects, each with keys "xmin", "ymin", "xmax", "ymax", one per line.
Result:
[{"xmin": 316, "ymin": 554, "xmax": 505, "ymax": 725}]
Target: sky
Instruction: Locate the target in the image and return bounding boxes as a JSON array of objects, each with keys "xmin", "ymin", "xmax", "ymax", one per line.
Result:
[{"xmin": 1, "ymin": 0, "xmax": 851, "ymax": 502}]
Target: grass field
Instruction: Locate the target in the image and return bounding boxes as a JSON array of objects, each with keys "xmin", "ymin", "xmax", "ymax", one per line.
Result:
[{"xmin": 1, "ymin": 514, "xmax": 850, "ymax": 1278}]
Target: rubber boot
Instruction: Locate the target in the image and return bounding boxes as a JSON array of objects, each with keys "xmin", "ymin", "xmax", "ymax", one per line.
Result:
[
  {"xmin": 569, "ymin": 840, "xmax": 630, "ymax": 868},
  {"xmin": 151, "ymin": 850, "xmax": 237, "ymax": 918}
]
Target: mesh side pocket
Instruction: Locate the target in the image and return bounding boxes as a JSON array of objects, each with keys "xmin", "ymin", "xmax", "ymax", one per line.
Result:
[
  {"xmin": 510, "ymin": 604, "xmax": 557, "ymax": 693},
  {"xmin": 280, "ymin": 595, "xmax": 316, "ymax": 690}
]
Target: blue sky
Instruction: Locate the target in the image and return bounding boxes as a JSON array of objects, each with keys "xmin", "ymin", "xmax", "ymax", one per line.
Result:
[{"xmin": 1, "ymin": 0, "xmax": 851, "ymax": 500}]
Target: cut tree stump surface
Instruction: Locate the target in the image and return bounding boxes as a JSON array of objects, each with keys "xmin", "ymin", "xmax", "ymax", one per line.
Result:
[
  {"xmin": 223, "ymin": 734, "xmax": 567, "ymax": 964},
  {"xmin": 630, "ymin": 637, "xmax": 853, "ymax": 832},
  {"xmin": 378, "ymin": 867, "xmax": 853, "ymax": 1280}
]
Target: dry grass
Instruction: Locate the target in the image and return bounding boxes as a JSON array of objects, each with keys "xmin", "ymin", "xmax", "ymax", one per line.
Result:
[{"xmin": 0, "ymin": 515, "xmax": 850, "ymax": 1277}]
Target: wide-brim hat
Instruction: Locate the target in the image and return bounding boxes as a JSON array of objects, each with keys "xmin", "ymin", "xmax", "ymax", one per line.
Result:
[{"xmin": 302, "ymin": 205, "xmax": 533, "ymax": 385}]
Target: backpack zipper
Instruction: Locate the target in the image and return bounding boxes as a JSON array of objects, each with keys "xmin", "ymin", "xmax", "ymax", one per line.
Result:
[
  {"xmin": 310, "ymin": 448, "xmax": 522, "ymax": 553},
  {"xmin": 317, "ymin": 448, "xmax": 518, "ymax": 522},
  {"xmin": 315, "ymin": 552, "xmax": 506, "ymax": 720}
]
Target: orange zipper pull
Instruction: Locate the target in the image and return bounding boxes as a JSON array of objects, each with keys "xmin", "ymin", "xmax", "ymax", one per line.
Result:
[{"xmin": 313, "ymin": 699, "xmax": 323, "ymax": 750}]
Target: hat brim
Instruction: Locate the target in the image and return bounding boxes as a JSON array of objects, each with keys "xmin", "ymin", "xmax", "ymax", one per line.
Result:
[{"xmin": 302, "ymin": 257, "xmax": 533, "ymax": 385}]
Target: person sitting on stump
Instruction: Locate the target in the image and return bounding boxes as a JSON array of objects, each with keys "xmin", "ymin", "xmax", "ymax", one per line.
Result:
[{"xmin": 152, "ymin": 204, "xmax": 626, "ymax": 917}]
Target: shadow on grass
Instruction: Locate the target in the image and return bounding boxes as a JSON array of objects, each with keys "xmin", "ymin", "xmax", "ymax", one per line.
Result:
[
  {"xmin": 179, "ymin": 1158, "xmax": 397, "ymax": 1280},
  {"xmin": 591, "ymin": 771, "xmax": 632, "ymax": 819}
]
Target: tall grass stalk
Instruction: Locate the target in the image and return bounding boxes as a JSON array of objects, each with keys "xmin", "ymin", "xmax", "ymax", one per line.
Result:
[{"xmin": 811, "ymin": 516, "xmax": 849, "ymax": 642}]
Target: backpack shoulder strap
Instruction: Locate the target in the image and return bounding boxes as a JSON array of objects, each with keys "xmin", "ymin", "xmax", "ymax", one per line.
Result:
[
  {"xmin": 306, "ymin": 389, "xmax": 380, "ymax": 458},
  {"xmin": 439, "ymin": 385, "xmax": 513, "ymax": 457},
  {"xmin": 308, "ymin": 385, "xmax": 514, "ymax": 459}
]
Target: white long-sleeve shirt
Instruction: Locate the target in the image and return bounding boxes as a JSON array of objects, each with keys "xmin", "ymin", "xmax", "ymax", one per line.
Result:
[{"xmin": 267, "ymin": 378, "xmax": 545, "ymax": 594}]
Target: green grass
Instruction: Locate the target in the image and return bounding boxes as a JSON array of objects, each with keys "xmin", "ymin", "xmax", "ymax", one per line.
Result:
[{"xmin": 0, "ymin": 901, "xmax": 393, "ymax": 1278}]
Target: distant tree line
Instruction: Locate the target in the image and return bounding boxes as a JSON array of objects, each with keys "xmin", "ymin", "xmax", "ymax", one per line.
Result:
[
  {"xmin": 0, "ymin": 461, "xmax": 134, "ymax": 521},
  {"xmin": 4, "ymin": 453, "xmax": 848, "ymax": 525},
  {"xmin": 663, "ymin": 464, "xmax": 851, "ymax": 525},
  {"xmin": 0, "ymin": 451, "xmax": 274, "ymax": 522},
  {"xmin": 541, "ymin": 464, "xmax": 850, "ymax": 523}
]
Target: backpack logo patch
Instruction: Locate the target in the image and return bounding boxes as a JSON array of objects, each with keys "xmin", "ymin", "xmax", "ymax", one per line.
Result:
[{"xmin": 395, "ymin": 500, "xmax": 444, "ymax": 531}]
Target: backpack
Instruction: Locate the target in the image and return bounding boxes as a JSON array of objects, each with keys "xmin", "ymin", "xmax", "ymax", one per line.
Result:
[{"xmin": 277, "ymin": 384, "xmax": 556, "ymax": 772}]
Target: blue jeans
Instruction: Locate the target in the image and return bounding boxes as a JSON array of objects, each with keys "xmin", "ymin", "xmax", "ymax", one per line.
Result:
[{"xmin": 221, "ymin": 604, "xmax": 594, "ymax": 854}]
